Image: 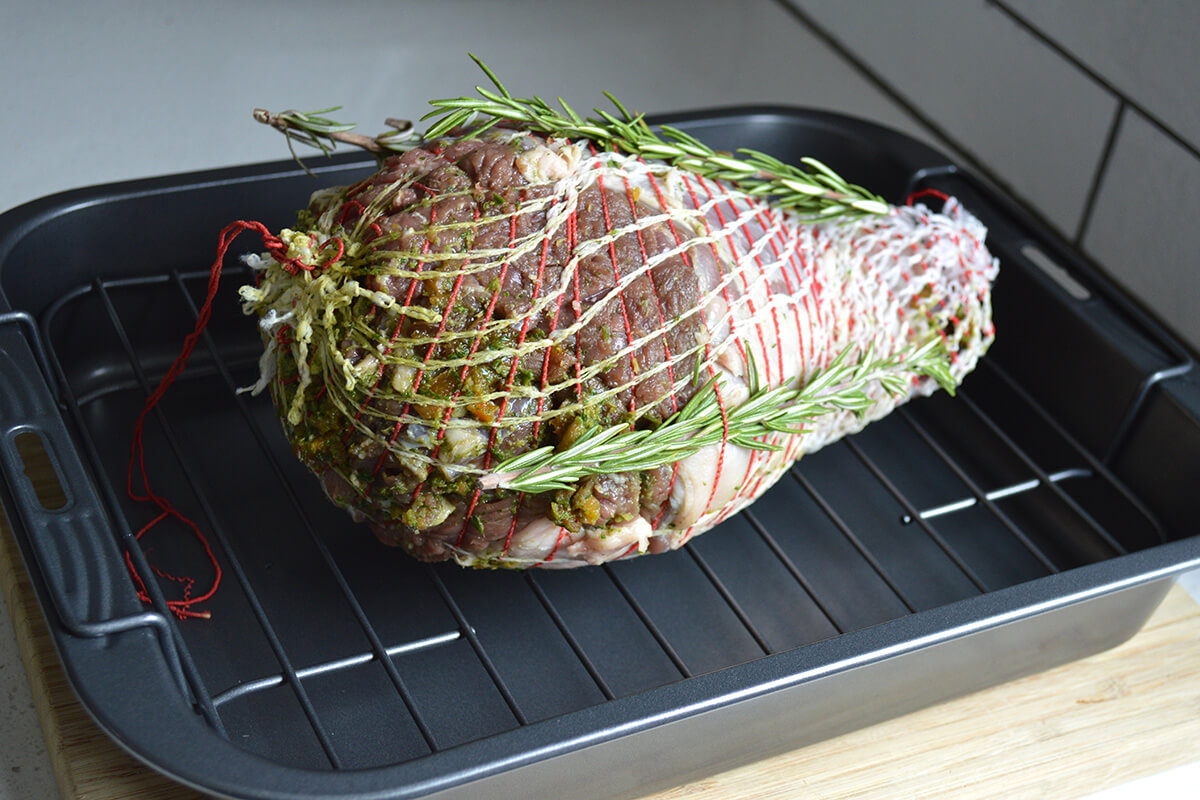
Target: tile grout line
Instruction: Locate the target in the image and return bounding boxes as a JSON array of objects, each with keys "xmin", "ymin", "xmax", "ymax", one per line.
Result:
[
  {"xmin": 1074, "ymin": 100, "xmax": 1127, "ymax": 248},
  {"xmin": 989, "ymin": 0, "xmax": 1200, "ymax": 163},
  {"xmin": 770, "ymin": 0, "xmax": 1068, "ymax": 235},
  {"xmin": 770, "ymin": 0, "xmax": 991, "ymax": 172},
  {"xmin": 775, "ymin": 0, "xmax": 1200, "ymax": 247}
]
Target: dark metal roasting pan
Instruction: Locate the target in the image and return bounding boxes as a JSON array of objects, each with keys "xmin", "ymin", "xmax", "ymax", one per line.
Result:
[{"xmin": 0, "ymin": 108, "xmax": 1197, "ymax": 800}]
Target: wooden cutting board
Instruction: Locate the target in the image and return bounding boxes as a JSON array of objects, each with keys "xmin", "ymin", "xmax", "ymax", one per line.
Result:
[{"xmin": 3, "ymin": 507, "xmax": 1200, "ymax": 800}]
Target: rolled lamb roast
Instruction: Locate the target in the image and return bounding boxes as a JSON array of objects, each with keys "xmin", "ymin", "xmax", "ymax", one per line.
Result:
[{"xmin": 239, "ymin": 82, "xmax": 998, "ymax": 569}]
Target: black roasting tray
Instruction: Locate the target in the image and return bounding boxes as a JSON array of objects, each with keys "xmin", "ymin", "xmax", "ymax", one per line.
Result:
[{"xmin": 0, "ymin": 108, "xmax": 1198, "ymax": 800}]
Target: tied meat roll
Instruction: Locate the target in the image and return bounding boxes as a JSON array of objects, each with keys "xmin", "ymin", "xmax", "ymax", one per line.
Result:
[{"xmin": 239, "ymin": 126, "xmax": 997, "ymax": 568}]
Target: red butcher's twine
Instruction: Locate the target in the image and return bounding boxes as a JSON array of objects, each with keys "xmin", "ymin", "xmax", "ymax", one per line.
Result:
[
  {"xmin": 906, "ymin": 187, "xmax": 951, "ymax": 207},
  {"xmin": 126, "ymin": 220, "xmax": 335, "ymax": 619}
]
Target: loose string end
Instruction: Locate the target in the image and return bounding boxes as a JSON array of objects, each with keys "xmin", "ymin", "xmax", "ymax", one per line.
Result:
[{"xmin": 124, "ymin": 220, "xmax": 282, "ymax": 621}]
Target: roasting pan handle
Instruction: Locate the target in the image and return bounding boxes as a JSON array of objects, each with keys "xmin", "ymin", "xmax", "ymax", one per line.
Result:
[{"xmin": 0, "ymin": 316, "xmax": 159, "ymax": 636}]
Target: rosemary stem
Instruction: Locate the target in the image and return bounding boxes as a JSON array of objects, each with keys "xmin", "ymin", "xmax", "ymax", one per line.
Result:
[
  {"xmin": 253, "ymin": 108, "xmax": 399, "ymax": 155},
  {"xmin": 481, "ymin": 338, "xmax": 956, "ymax": 495}
]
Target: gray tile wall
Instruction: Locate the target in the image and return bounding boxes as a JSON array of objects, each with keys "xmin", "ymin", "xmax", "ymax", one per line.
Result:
[
  {"xmin": 1004, "ymin": 0, "xmax": 1200, "ymax": 146},
  {"xmin": 787, "ymin": 0, "xmax": 1200, "ymax": 352}
]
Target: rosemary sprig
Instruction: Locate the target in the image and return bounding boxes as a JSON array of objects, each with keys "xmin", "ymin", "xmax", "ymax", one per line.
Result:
[
  {"xmin": 253, "ymin": 106, "xmax": 418, "ymax": 171},
  {"xmin": 254, "ymin": 56, "xmax": 888, "ymax": 218},
  {"xmin": 422, "ymin": 54, "xmax": 888, "ymax": 218},
  {"xmin": 478, "ymin": 337, "xmax": 956, "ymax": 494}
]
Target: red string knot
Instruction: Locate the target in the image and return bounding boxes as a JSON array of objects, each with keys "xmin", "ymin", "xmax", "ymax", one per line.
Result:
[{"xmin": 264, "ymin": 230, "xmax": 347, "ymax": 275}]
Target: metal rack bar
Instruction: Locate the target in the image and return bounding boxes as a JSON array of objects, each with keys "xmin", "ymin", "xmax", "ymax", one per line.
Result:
[
  {"xmin": 737, "ymin": 509, "xmax": 846, "ymax": 636},
  {"xmin": 525, "ymin": 575, "xmax": 616, "ymax": 701},
  {"xmin": 423, "ymin": 564, "xmax": 530, "ymax": 726},
  {"xmin": 980, "ymin": 360, "xmax": 1166, "ymax": 544},
  {"xmin": 957, "ymin": 385, "xmax": 1129, "ymax": 558},
  {"xmin": 94, "ymin": 279, "xmax": 344, "ymax": 769},
  {"xmin": 602, "ymin": 565, "xmax": 692, "ymax": 679},
  {"xmin": 171, "ymin": 269, "xmax": 444, "ymax": 752},
  {"xmin": 1103, "ymin": 359, "xmax": 1194, "ymax": 465},
  {"xmin": 788, "ymin": 466, "xmax": 919, "ymax": 614},
  {"xmin": 897, "ymin": 406, "xmax": 1062, "ymax": 573},
  {"xmin": 843, "ymin": 439, "xmax": 990, "ymax": 593},
  {"xmin": 210, "ymin": 631, "xmax": 462, "ymax": 707},
  {"xmin": 682, "ymin": 546, "xmax": 773, "ymax": 655},
  {"xmin": 903, "ymin": 469, "xmax": 1091, "ymax": 522}
]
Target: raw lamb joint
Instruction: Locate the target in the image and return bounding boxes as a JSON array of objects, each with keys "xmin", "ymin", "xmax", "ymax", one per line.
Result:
[{"xmin": 240, "ymin": 85, "xmax": 997, "ymax": 569}]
